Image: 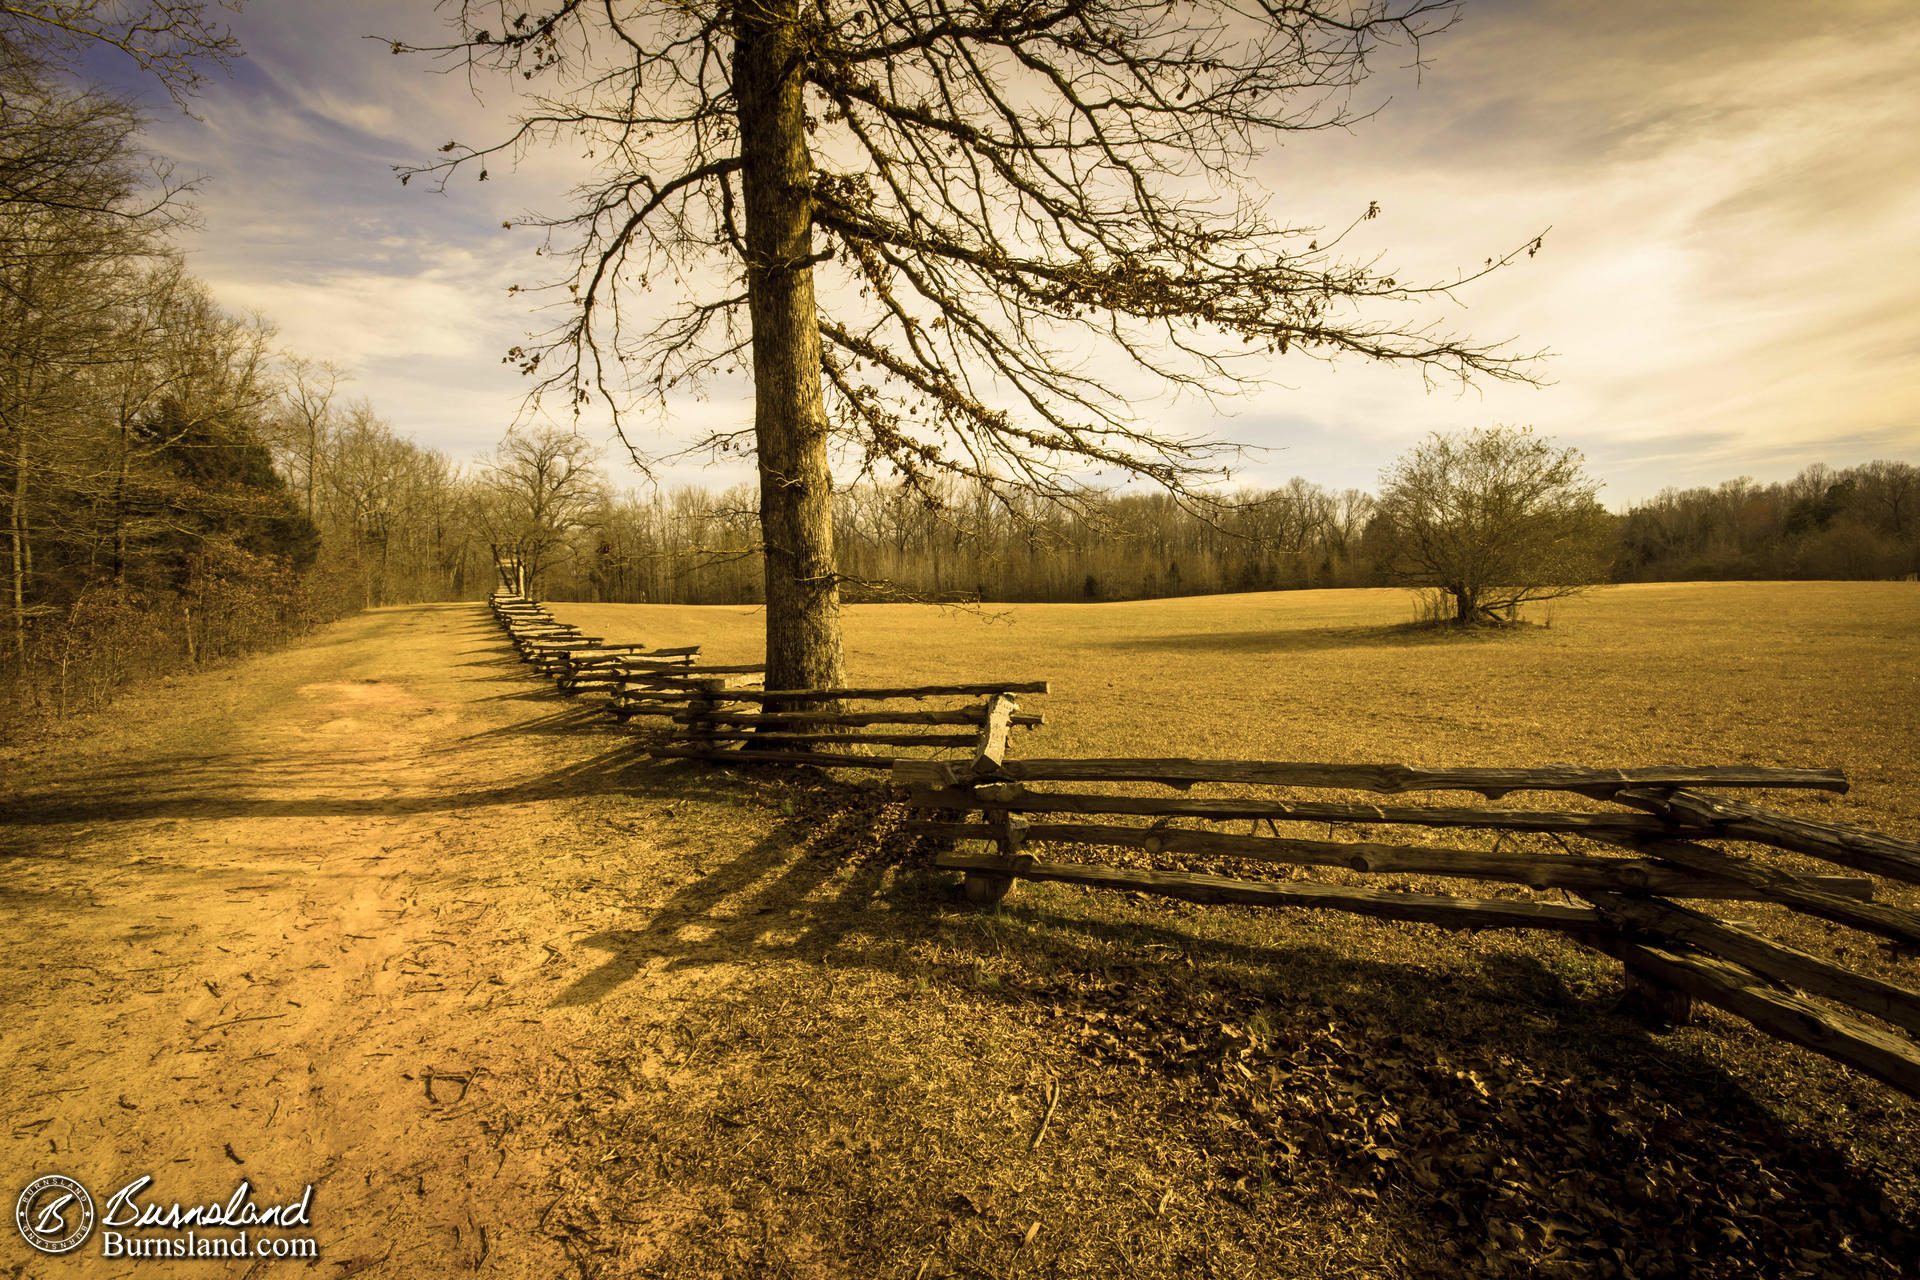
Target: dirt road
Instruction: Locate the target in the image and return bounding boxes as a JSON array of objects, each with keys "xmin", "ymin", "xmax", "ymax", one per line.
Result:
[{"xmin": 0, "ymin": 604, "xmax": 787, "ymax": 1277}]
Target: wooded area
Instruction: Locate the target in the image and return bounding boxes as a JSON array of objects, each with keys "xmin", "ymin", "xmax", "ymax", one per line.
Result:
[
  {"xmin": 0, "ymin": 8, "xmax": 516, "ymax": 727},
  {"xmin": 541, "ymin": 457, "xmax": 1919, "ymax": 606}
]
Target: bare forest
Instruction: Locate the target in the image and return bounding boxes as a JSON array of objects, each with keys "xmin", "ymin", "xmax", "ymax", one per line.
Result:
[
  {"xmin": 558, "ymin": 457, "xmax": 1920, "ymax": 606},
  {"xmin": 0, "ymin": 51, "xmax": 489, "ymax": 724}
]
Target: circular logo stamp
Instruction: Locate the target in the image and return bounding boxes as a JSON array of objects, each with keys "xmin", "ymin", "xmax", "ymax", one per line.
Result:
[{"xmin": 15, "ymin": 1175, "xmax": 95, "ymax": 1255}]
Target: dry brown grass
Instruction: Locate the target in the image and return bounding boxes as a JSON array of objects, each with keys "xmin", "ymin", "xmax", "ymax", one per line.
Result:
[
  {"xmin": 533, "ymin": 583, "xmax": 1919, "ymax": 1278},
  {"xmin": 557, "ymin": 582, "xmax": 1919, "ymax": 819}
]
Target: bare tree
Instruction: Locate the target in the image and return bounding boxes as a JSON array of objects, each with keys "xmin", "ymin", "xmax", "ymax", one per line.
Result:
[
  {"xmin": 274, "ymin": 354, "xmax": 348, "ymax": 521},
  {"xmin": 87, "ymin": 258, "xmax": 277, "ymax": 583},
  {"xmin": 1851, "ymin": 460, "xmax": 1917, "ymax": 540},
  {"xmin": 0, "ymin": 13, "xmax": 225, "ymax": 668},
  {"xmin": 0, "ymin": 3, "xmax": 236, "ymax": 244},
  {"xmin": 1374, "ymin": 426, "xmax": 1611, "ymax": 626},
  {"xmin": 0, "ymin": 1, "xmax": 244, "ymax": 108},
  {"xmin": 307, "ymin": 402, "xmax": 475, "ymax": 606},
  {"xmin": 472, "ymin": 425, "xmax": 604, "ymax": 598},
  {"xmin": 0, "ymin": 67, "xmax": 170, "ymax": 662},
  {"xmin": 398, "ymin": 0, "xmax": 1537, "ymax": 687}
]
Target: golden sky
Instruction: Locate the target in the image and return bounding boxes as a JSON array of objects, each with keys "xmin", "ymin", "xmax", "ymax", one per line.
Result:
[{"xmin": 130, "ymin": 0, "xmax": 1920, "ymax": 502}]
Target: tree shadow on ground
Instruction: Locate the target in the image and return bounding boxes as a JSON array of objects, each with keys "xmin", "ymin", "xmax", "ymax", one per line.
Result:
[
  {"xmin": 552, "ymin": 769, "xmax": 1918, "ymax": 1277},
  {"xmin": 0, "ymin": 742, "xmax": 683, "ymax": 828},
  {"xmin": 1106, "ymin": 623, "xmax": 1531, "ymax": 656},
  {"xmin": 553, "ymin": 781, "xmax": 895, "ymax": 1006}
]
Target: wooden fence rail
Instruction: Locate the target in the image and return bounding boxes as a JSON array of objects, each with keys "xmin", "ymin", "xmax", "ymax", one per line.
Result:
[
  {"xmin": 898, "ymin": 755, "xmax": 1920, "ymax": 1098},
  {"xmin": 485, "ymin": 591, "xmax": 1049, "ymax": 770},
  {"xmin": 648, "ymin": 685, "xmax": 1047, "ymax": 771},
  {"xmin": 486, "ymin": 593, "xmax": 1920, "ymax": 1099}
]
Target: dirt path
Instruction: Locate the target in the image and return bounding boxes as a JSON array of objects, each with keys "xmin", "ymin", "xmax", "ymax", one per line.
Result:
[{"xmin": 0, "ymin": 603, "xmax": 753, "ymax": 1277}]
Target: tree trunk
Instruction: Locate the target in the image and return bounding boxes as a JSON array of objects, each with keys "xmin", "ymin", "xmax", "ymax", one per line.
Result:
[
  {"xmin": 735, "ymin": 0, "xmax": 845, "ymax": 699},
  {"xmin": 9, "ymin": 394, "xmax": 29, "ymax": 668},
  {"xmin": 111, "ymin": 420, "xmax": 131, "ymax": 581}
]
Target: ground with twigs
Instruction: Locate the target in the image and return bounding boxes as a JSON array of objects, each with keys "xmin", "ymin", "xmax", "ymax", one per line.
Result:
[{"xmin": 2, "ymin": 584, "xmax": 1916, "ymax": 1278}]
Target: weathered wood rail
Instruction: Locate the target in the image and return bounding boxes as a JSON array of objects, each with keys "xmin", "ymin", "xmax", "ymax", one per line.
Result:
[
  {"xmin": 565, "ymin": 648, "xmax": 703, "ymax": 694},
  {"xmin": 485, "ymin": 592, "xmax": 1048, "ymax": 771},
  {"xmin": 486, "ymin": 592, "xmax": 1920, "ymax": 1100},
  {"xmin": 647, "ymin": 683, "xmax": 1048, "ymax": 771},
  {"xmin": 897, "ymin": 757, "xmax": 1920, "ymax": 1098}
]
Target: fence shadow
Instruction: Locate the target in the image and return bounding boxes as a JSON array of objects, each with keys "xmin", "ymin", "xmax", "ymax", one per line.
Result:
[
  {"xmin": 545, "ymin": 776, "xmax": 1916, "ymax": 1273},
  {"xmin": 1106, "ymin": 623, "xmax": 1526, "ymax": 656}
]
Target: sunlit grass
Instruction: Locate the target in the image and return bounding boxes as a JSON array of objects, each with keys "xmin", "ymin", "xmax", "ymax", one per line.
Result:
[
  {"xmin": 557, "ymin": 582, "xmax": 1920, "ymax": 834},
  {"xmin": 545, "ymin": 582, "xmax": 1920, "ymax": 1276}
]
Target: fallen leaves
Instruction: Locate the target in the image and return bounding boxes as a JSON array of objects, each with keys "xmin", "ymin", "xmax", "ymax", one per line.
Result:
[{"xmin": 1024, "ymin": 963, "xmax": 1917, "ymax": 1276}]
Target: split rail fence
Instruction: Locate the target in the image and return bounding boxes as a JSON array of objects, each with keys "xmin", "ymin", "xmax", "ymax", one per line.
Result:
[
  {"xmin": 487, "ymin": 592, "xmax": 1920, "ymax": 1100},
  {"xmin": 488, "ymin": 591, "xmax": 1048, "ymax": 770},
  {"xmin": 897, "ymin": 757, "xmax": 1920, "ymax": 1097}
]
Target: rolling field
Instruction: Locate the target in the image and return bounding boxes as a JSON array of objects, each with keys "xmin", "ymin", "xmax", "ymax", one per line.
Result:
[
  {"xmin": 555, "ymin": 581, "xmax": 1919, "ymax": 828},
  {"xmin": 540, "ymin": 581, "xmax": 1920, "ymax": 1277}
]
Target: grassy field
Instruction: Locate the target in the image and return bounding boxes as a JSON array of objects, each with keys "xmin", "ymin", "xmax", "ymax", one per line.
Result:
[
  {"xmin": 534, "ymin": 582, "xmax": 1920, "ymax": 1278},
  {"xmin": 9, "ymin": 585, "xmax": 1911, "ymax": 1277},
  {"xmin": 558, "ymin": 581, "xmax": 1919, "ymax": 821}
]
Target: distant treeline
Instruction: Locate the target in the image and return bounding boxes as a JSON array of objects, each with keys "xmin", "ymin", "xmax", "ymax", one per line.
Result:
[
  {"xmin": 550, "ymin": 459, "xmax": 1919, "ymax": 605},
  {"xmin": 1613, "ymin": 462, "xmax": 1917, "ymax": 582},
  {"xmin": 575, "ymin": 476, "xmax": 1374, "ymax": 604}
]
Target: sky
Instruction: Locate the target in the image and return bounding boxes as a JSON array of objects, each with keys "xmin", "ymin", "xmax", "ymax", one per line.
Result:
[{"xmin": 100, "ymin": 0, "xmax": 1920, "ymax": 506}]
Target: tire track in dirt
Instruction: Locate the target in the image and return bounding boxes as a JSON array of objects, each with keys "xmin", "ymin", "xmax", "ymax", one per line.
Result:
[{"xmin": 0, "ymin": 603, "xmax": 736, "ymax": 1278}]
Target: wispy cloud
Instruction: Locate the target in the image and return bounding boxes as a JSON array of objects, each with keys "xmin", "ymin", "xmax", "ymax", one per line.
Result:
[
  {"xmin": 96, "ymin": 0, "xmax": 1920, "ymax": 503},
  {"xmin": 1240, "ymin": 0, "xmax": 1920, "ymax": 498}
]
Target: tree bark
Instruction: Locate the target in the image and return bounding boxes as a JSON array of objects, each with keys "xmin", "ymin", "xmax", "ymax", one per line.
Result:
[
  {"xmin": 1451, "ymin": 583, "xmax": 1476, "ymax": 625},
  {"xmin": 735, "ymin": 0, "xmax": 845, "ymax": 699},
  {"xmin": 111, "ymin": 419, "xmax": 131, "ymax": 581},
  {"xmin": 8, "ymin": 353, "xmax": 34, "ymax": 669}
]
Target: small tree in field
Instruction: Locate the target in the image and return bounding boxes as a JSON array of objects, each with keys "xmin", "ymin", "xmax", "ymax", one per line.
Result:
[
  {"xmin": 471, "ymin": 427, "xmax": 605, "ymax": 598},
  {"xmin": 1374, "ymin": 427, "xmax": 1611, "ymax": 626}
]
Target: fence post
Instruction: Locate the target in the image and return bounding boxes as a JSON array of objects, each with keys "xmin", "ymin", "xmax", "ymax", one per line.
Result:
[
  {"xmin": 959, "ymin": 694, "xmax": 1025, "ymax": 905},
  {"xmin": 687, "ymin": 677, "xmax": 725, "ymax": 755},
  {"xmin": 1616, "ymin": 964, "xmax": 1696, "ymax": 1029},
  {"xmin": 972, "ymin": 693, "xmax": 1017, "ymax": 775},
  {"xmin": 963, "ymin": 807, "xmax": 1029, "ymax": 907}
]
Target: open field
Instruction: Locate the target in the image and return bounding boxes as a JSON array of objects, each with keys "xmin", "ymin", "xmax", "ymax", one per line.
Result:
[
  {"xmin": 1, "ymin": 583, "xmax": 1915, "ymax": 1278},
  {"xmin": 554, "ymin": 582, "xmax": 1920, "ymax": 814},
  {"xmin": 551, "ymin": 581, "xmax": 1920, "ymax": 1274}
]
